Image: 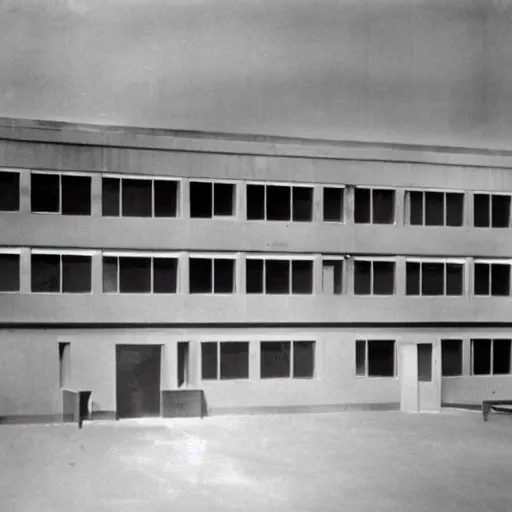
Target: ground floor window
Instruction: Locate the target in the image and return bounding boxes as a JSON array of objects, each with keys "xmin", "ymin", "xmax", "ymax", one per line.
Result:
[
  {"xmin": 441, "ymin": 339, "xmax": 463, "ymax": 376},
  {"xmin": 356, "ymin": 340, "xmax": 396, "ymax": 377},
  {"xmin": 471, "ymin": 339, "xmax": 511, "ymax": 375},
  {"xmin": 201, "ymin": 341, "xmax": 249, "ymax": 380},
  {"xmin": 260, "ymin": 341, "xmax": 315, "ymax": 379}
]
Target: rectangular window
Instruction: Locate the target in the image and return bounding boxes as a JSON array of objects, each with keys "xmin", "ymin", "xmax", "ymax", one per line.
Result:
[
  {"xmin": 323, "ymin": 187, "xmax": 344, "ymax": 222},
  {"xmin": 260, "ymin": 341, "xmax": 315, "ymax": 379},
  {"xmin": 441, "ymin": 340, "xmax": 463, "ymax": 377},
  {"xmin": 102, "ymin": 176, "xmax": 179, "ymax": 218},
  {"xmin": 322, "ymin": 260, "xmax": 343, "ymax": 294},
  {"xmin": 31, "ymin": 172, "xmax": 60, "ymax": 213},
  {"xmin": 354, "ymin": 259, "xmax": 395, "ymax": 295},
  {"xmin": 356, "ymin": 340, "xmax": 396, "ymax": 377},
  {"xmin": 190, "ymin": 181, "xmax": 235, "ymax": 218},
  {"xmin": 407, "ymin": 190, "xmax": 464, "ymax": 227},
  {"xmin": 474, "ymin": 194, "xmax": 511, "ymax": 228},
  {"xmin": 32, "ymin": 253, "xmax": 92, "ymax": 293},
  {"xmin": 153, "ymin": 258, "xmax": 178, "ymax": 294},
  {"xmin": 471, "ymin": 339, "xmax": 511, "ymax": 375},
  {"xmin": 246, "ymin": 258, "xmax": 313, "ymax": 295},
  {"xmin": 246, "ymin": 183, "xmax": 313, "ymax": 222},
  {"xmin": 0, "ymin": 253, "xmax": 20, "ymax": 292},
  {"xmin": 0, "ymin": 170, "xmax": 20, "ymax": 212},
  {"xmin": 474, "ymin": 262, "xmax": 510, "ymax": 296},
  {"xmin": 201, "ymin": 341, "xmax": 249, "ymax": 380},
  {"xmin": 189, "ymin": 256, "xmax": 235, "ymax": 294},
  {"xmin": 354, "ymin": 188, "xmax": 395, "ymax": 224},
  {"xmin": 61, "ymin": 175, "xmax": 91, "ymax": 215},
  {"xmin": 406, "ymin": 260, "xmax": 464, "ymax": 296}
]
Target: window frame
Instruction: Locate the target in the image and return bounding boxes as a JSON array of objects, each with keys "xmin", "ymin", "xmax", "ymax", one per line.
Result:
[
  {"xmin": 259, "ymin": 340, "xmax": 316, "ymax": 380},
  {"xmin": 189, "ymin": 179, "xmax": 237, "ymax": 219},
  {"xmin": 405, "ymin": 188, "xmax": 465, "ymax": 227},
  {"xmin": 470, "ymin": 338, "xmax": 512, "ymax": 376},
  {"xmin": 355, "ymin": 339, "xmax": 397, "ymax": 379},
  {"xmin": 353, "ymin": 185, "xmax": 396, "ymax": 225},
  {"xmin": 473, "ymin": 192, "xmax": 512, "ymax": 228},
  {"xmin": 353, "ymin": 256, "xmax": 396, "ymax": 296},
  {"xmin": 441, "ymin": 339, "xmax": 464, "ymax": 378},
  {"xmin": 321, "ymin": 255, "xmax": 346, "ymax": 295},
  {"xmin": 0, "ymin": 247, "xmax": 22, "ymax": 293},
  {"xmin": 189, "ymin": 253, "xmax": 237, "ymax": 295},
  {"xmin": 322, "ymin": 185, "xmax": 345, "ymax": 223},
  {"xmin": 200, "ymin": 341, "xmax": 250, "ymax": 381},
  {"xmin": 473, "ymin": 259, "xmax": 512, "ymax": 297},
  {"xmin": 0, "ymin": 168, "xmax": 21, "ymax": 213}
]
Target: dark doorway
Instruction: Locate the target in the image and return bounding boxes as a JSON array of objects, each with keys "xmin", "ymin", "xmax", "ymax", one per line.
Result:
[
  {"xmin": 177, "ymin": 342, "xmax": 189, "ymax": 388},
  {"xmin": 116, "ymin": 345, "xmax": 161, "ymax": 419}
]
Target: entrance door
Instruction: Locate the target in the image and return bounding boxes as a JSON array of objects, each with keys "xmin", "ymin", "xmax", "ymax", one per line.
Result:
[{"xmin": 116, "ymin": 345, "xmax": 162, "ymax": 419}]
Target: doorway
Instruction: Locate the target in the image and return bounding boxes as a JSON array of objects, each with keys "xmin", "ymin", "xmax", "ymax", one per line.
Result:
[
  {"xmin": 177, "ymin": 342, "xmax": 190, "ymax": 388},
  {"xmin": 116, "ymin": 345, "xmax": 162, "ymax": 419}
]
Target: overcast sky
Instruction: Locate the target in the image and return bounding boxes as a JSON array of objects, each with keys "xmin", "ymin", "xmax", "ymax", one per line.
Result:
[{"xmin": 1, "ymin": 0, "xmax": 511, "ymax": 148}]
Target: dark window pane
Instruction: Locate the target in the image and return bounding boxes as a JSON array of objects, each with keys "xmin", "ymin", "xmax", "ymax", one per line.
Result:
[
  {"xmin": 62, "ymin": 175, "xmax": 91, "ymax": 215},
  {"xmin": 102, "ymin": 178, "xmax": 120, "ymax": 216},
  {"xmin": 372, "ymin": 189, "xmax": 395, "ymax": 224},
  {"xmin": 31, "ymin": 254, "xmax": 60, "ymax": 292},
  {"xmin": 0, "ymin": 254, "xmax": 20, "ymax": 291},
  {"xmin": 367, "ymin": 340, "xmax": 395, "ymax": 377},
  {"xmin": 472, "ymin": 339, "xmax": 491, "ymax": 375},
  {"xmin": 153, "ymin": 258, "xmax": 178, "ymax": 293},
  {"xmin": 406, "ymin": 262, "xmax": 420, "ymax": 295},
  {"xmin": 421, "ymin": 262, "xmax": 444, "ymax": 295},
  {"xmin": 247, "ymin": 184, "xmax": 264, "ymax": 220},
  {"xmin": 220, "ymin": 342, "xmax": 249, "ymax": 379},
  {"xmin": 291, "ymin": 260, "xmax": 313, "ymax": 294},
  {"xmin": 189, "ymin": 258, "xmax": 212, "ymax": 293},
  {"xmin": 293, "ymin": 341, "xmax": 315, "ymax": 378},
  {"xmin": 409, "ymin": 191, "xmax": 423, "ymax": 225},
  {"xmin": 214, "ymin": 259, "xmax": 235, "ymax": 293},
  {"xmin": 446, "ymin": 263, "xmax": 463, "ymax": 296},
  {"xmin": 323, "ymin": 187, "xmax": 343, "ymax": 222},
  {"xmin": 474, "ymin": 263, "xmax": 490, "ymax": 295},
  {"xmin": 425, "ymin": 192, "xmax": 444, "ymax": 226},
  {"xmin": 492, "ymin": 195, "xmax": 510, "ymax": 228},
  {"xmin": 260, "ymin": 342, "xmax": 290, "ymax": 378},
  {"xmin": 214, "ymin": 183, "xmax": 235, "ymax": 216},
  {"xmin": 442, "ymin": 339, "xmax": 463, "ymax": 376},
  {"xmin": 119, "ymin": 257, "xmax": 151, "ymax": 293},
  {"xmin": 154, "ymin": 180, "xmax": 178, "ymax": 218},
  {"xmin": 122, "ymin": 179, "xmax": 152, "ymax": 217},
  {"xmin": 354, "ymin": 188, "xmax": 371, "ymax": 223},
  {"xmin": 474, "ymin": 194, "xmax": 490, "ymax": 227},
  {"xmin": 0, "ymin": 171, "xmax": 20, "ymax": 211},
  {"xmin": 354, "ymin": 260, "xmax": 371, "ymax": 295},
  {"xmin": 190, "ymin": 181, "xmax": 212, "ymax": 218},
  {"xmin": 31, "ymin": 173, "xmax": 59, "ymax": 213},
  {"xmin": 493, "ymin": 339, "xmax": 511, "ymax": 375},
  {"xmin": 446, "ymin": 193, "xmax": 464, "ymax": 227},
  {"xmin": 246, "ymin": 259, "xmax": 263, "ymax": 294},
  {"xmin": 102, "ymin": 256, "xmax": 118, "ymax": 293},
  {"xmin": 201, "ymin": 342, "xmax": 218, "ymax": 379},
  {"xmin": 265, "ymin": 260, "xmax": 290, "ymax": 294},
  {"xmin": 267, "ymin": 185, "xmax": 290, "ymax": 221},
  {"xmin": 373, "ymin": 261, "xmax": 395, "ymax": 295},
  {"xmin": 62, "ymin": 255, "xmax": 91, "ymax": 293},
  {"xmin": 418, "ymin": 344, "xmax": 432, "ymax": 382},
  {"xmin": 292, "ymin": 187, "xmax": 313, "ymax": 221},
  {"xmin": 491, "ymin": 264, "xmax": 510, "ymax": 296},
  {"xmin": 356, "ymin": 340, "xmax": 366, "ymax": 376}
]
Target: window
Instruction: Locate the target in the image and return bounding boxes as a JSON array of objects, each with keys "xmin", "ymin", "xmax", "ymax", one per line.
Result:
[
  {"xmin": 471, "ymin": 339, "xmax": 511, "ymax": 375},
  {"xmin": 406, "ymin": 260, "xmax": 464, "ymax": 296},
  {"xmin": 260, "ymin": 341, "xmax": 315, "ymax": 379},
  {"xmin": 0, "ymin": 252, "xmax": 20, "ymax": 292},
  {"xmin": 102, "ymin": 176, "xmax": 179, "ymax": 218},
  {"xmin": 189, "ymin": 256, "xmax": 235, "ymax": 294},
  {"xmin": 356, "ymin": 340, "xmax": 396, "ymax": 377},
  {"xmin": 474, "ymin": 194, "xmax": 511, "ymax": 228},
  {"xmin": 201, "ymin": 342, "xmax": 249, "ymax": 380},
  {"xmin": 354, "ymin": 259, "xmax": 395, "ymax": 295},
  {"xmin": 322, "ymin": 259, "xmax": 343, "ymax": 294},
  {"xmin": 354, "ymin": 187, "xmax": 395, "ymax": 224},
  {"xmin": 474, "ymin": 262, "xmax": 510, "ymax": 296},
  {"xmin": 408, "ymin": 190, "xmax": 463, "ymax": 227},
  {"xmin": 323, "ymin": 187, "xmax": 344, "ymax": 222},
  {"xmin": 0, "ymin": 170, "xmax": 20, "ymax": 211},
  {"xmin": 31, "ymin": 252, "xmax": 92, "ymax": 293},
  {"xmin": 246, "ymin": 257, "xmax": 313, "ymax": 294},
  {"xmin": 190, "ymin": 181, "xmax": 235, "ymax": 218},
  {"xmin": 246, "ymin": 183, "xmax": 313, "ymax": 221},
  {"xmin": 417, "ymin": 344, "xmax": 432, "ymax": 382},
  {"xmin": 441, "ymin": 340, "xmax": 463, "ymax": 377},
  {"xmin": 31, "ymin": 172, "xmax": 91, "ymax": 215},
  {"xmin": 102, "ymin": 254, "xmax": 178, "ymax": 294}
]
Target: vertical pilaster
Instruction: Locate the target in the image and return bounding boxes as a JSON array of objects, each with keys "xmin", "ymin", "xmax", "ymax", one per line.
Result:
[
  {"xmin": 465, "ymin": 191, "xmax": 474, "ymax": 228},
  {"xmin": 160, "ymin": 342, "xmax": 177, "ymax": 390},
  {"xmin": 465, "ymin": 257, "xmax": 473, "ymax": 297},
  {"xmin": 344, "ymin": 185, "xmax": 355, "ymax": 224},
  {"xmin": 462, "ymin": 338, "xmax": 472, "ymax": 376},
  {"xmin": 345, "ymin": 256, "xmax": 354, "ymax": 295},
  {"xmin": 395, "ymin": 256, "xmax": 406, "ymax": 296},
  {"xmin": 19, "ymin": 169, "xmax": 31, "ymax": 214},
  {"xmin": 179, "ymin": 252, "xmax": 189, "ymax": 294},
  {"xmin": 180, "ymin": 178, "xmax": 190, "ymax": 219},
  {"xmin": 237, "ymin": 182, "xmax": 246, "ymax": 220},
  {"xmin": 313, "ymin": 185, "xmax": 322, "ymax": 222},
  {"xmin": 236, "ymin": 252, "xmax": 246, "ymax": 294},
  {"xmin": 249, "ymin": 339, "xmax": 260, "ymax": 380},
  {"xmin": 91, "ymin": 251, "xmax": 102, "ymax": 294},
  {"xmin": 20, "ymin": 248, "xmax": 31, "ymax": 293},
  {"xmin": 188, "ymin": 340, "xmax": 201, "ymax": 387},
  {"xmin": 313, "ymin": 254, "xmax": 322, "ymax": 295},
  {"xmin": 395, "ymin": 189, "xmax": 405, "ymax": 226},
  {"xmin": 90, "ymin": 173, "xmax": 102, "ymax": 216}
]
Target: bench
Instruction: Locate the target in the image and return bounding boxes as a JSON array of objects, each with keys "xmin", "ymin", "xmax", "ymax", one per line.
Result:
[{"xmin": 482, "ymin": 400, "xmax": 512, "ymax": 422}]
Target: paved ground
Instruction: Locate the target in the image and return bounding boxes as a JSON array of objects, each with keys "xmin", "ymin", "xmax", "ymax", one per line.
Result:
[{"xmin": 1, "ymin": 410, "xmax": 512, "ymax": 512}]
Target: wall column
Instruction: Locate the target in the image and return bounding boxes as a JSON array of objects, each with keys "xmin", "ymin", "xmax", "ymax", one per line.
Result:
[
  {"xmin": 188, "ymin": 340, "xmax": 201, "ymax": 387},
  {"xmin": 465, "ymin": 257, "xmax": 473, "ymax": 297},
  {"xmin": 19, "ymin": 169, "xmax": 31, "ymax": 213},
  {"xmin": 20, "ymin": 248, "xmax": 31, "ymax": 293},
  {"xmin": 237, "ymin": 182, "xmax": 246, "ymax": 220},
  {"xmin": 236, "ymin": 252, "xmax": 246, "ymax": 294},
  {"xmin": 462, "ymin": 338, "xmax": 471, "ymax": 376},
  {"xmin": 465, "ymin": 191, "xmax": 474, "ymax": 228},
  {"xmin": 395, "ymin": 188, "xmax": 405, "ymax": 226},
  {"xmin": 90, "ymin": 173, "xmax": 102, "ymax": 217},
  {"xmin": 395, "ymin": 256, "xmax": 406, "ymax": 296},
  {"xmin": 345, "ymin": 256, "xmax": 354, "ymax": 295},
  {"xmin": 344, "ymin": 185, "xmax": 355, "ymax": 224},
  {"xmin": 180, "ymin": 178, "xmax": 190, "ymax": 219},
  {"xmin": 313, "ymin": 254, "xmax": 322, "ymax": 294},
  {"xmin": 91, "ymin": 251, "xmax": 102, "ymax": 294},
  {"xmin": 313, "ymin": 184, "xmax": 322, "ymax": 222},
  {"xmin": 160, "ymin": 342, "xmax": 177, "ymax": 390},
  {"xmin": 179, "ymin": 252, "xmax": 189, "ymax": 294},
  {"xmin": 249, "ymin": 339, "xmax": 260, "ymax": 380}
]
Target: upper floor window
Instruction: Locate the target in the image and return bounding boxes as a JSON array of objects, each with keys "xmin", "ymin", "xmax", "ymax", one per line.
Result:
[
  {"xmin": 31, "ymin": 172, "xmax": 91, "ymax": 215},
  {"xmin": 247, "ymin": 183, "xmax": 313, "ymax": 222},
  {"xmin": 474, "ymin": 193, "xmax": 511, "ymax": 228},
  {"xmin": 246, "ymin": 256, "xmax": 313, "ymax": 295},
  {"xmin": 0, "ymin": 250, "xmax": 20, "ymax": 292},
  {"xmin": 471, "ymin": 339, "xmax": 511, "ymax": 375},
  {"xmin": 474, "ymin": 260, "xmax": 510, "ymax": 296},
  {"xmin": 260, "ymin": 341, "xmax": 315, "ymax": 379},
  {"xmin": 323, "ymin": 186, "xmax": 344, "ymax": 222},
  {"xmin": 201, "ymin": 341, "xmax": 249, "ymax": 380},
  {"xmin": 356, "ymin": 339, "xmax": 396, "ymax": 377},
  {"xmin": 190, "ymin": 181, "xmax": 235, "ymax": 218},
  {"xmin": 354, "ymin": 258, "xmax": 395, "ymax": 295},
  {"xmin": 406, "ymin": 259, "xmax": 464, "ymax": 296},
  {"xmin": 322, "ymin": 258, "xmax": 344, "ymax": 295},
  {"xmin": 407, "ymin": 190, "xmax": 464, "ymax": 227},
  {"xmin": 354, "ymin": 187, "xmax": 395, "ymax": 224},
  {"xmin": 0, "ymin": 170, "xmax": 20, "ymax": 212},
  {"xmin": 102, "ymin": 175, "xmax": 179, "ymax": 218},
  {"xmin": 189, "ymin": 255, "xmax": 236, "ymax": 294}
]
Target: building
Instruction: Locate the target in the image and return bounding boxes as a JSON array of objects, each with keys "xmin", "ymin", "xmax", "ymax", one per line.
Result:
[{"xmin": 1, "ymin": 117, "xmax": 512, "ymax": 422}]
